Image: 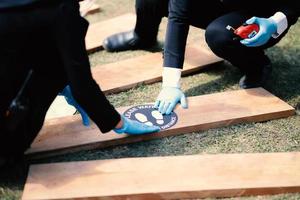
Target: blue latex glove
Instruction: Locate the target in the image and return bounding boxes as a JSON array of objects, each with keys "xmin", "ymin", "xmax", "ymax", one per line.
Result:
[
  {"xmin": 59, "ymin": 85, "xmax": 90, "ymax": 126},
  {"xmin": 240, "ymin": 17, "xmax": 277, "ymax": 47},
  {"xmin": 154, "ymin": 87, "xmax": 188, "ymax": 115},
  {"xmin": 114, "ymin": 115, "xmax": 160, "ymax": 135}
]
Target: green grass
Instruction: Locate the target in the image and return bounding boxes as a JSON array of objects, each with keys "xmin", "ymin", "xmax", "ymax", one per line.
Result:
[{"xmin": 1, "ymin": 0, "xmax": 300, "ymax": 199}]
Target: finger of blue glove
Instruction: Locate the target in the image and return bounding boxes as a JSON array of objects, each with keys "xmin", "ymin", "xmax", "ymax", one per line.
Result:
[
  {"xmin": 166, "ymin": 101, "xmax": 177, "ymax": 115},
  {"xmin": 161, "ymin": 102, "xmax": 171, "ymax": 115},
  {"xmin": 138, "ymin": 123, "xmax": 160, "ymax": 133},
  {"xmin": 61, "ymin": 86, "xmax": 90, "ymax": 126},
  {"xmin": 240, "ymin": 39, "xmax": 249, "ymax": 46},
  {"xmin": 77, "ymin": 107, "xmax": 90, "ymax": 126},
  {"xmin": 241, "ymin": 40, "xmax": 264, "ymax": 47},
  {"xmin": 180, "ymin": 95, "xmax": 188, "ymax": 109},
  {"xmin": 154, "ymin": 100, "xmax": 160, "ymax": 109},
  {"xmin": 121, "ymin": 117, "xmax": 160, "ymax": 135},
  {"xmin": 240, "ymin": 30, "xmax": 264, "ymax": 47},
  {"xmin": 158, "ymin": 101, "xmax": 166, "ymax": 113},
  {"xmin": 241, "ymin": 39, "xmax": 264, "ymax": 47},
  {"xmin": 246, "ymin": 17, "xmax": 258, "ymax": 25}
]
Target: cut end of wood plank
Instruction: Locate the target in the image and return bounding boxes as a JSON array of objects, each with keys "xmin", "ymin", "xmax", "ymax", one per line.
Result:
[
  {"xmin": 22, "ymin": 152, "xmax": 300, "ymax": 200},
  {"xmin": 92, "ymin": 45, "xmax": 223, "ymax": 95},
  {"xmin": 25, "ymin": 88, "xmax": 294, "ymax": 159},
  {"xmin": 80, "ymin": 1, "xmax": 100, "ymax": 17},
  {"xmin": 86, "ymin": 13, "xmax": 136, "ymax": 52}
]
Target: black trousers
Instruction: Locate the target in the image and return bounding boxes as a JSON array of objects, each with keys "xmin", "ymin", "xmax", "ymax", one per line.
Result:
[
  {"xmin": 134, "ymin": 0, "xmax": 291, "ymax": 75},
  {"xmin": 0, "ymin": 0, "xmax": 90, "ymax": 158},
  {"xmin": 134, "ymin": 0, "xmax": 169, "ymax": 43}
]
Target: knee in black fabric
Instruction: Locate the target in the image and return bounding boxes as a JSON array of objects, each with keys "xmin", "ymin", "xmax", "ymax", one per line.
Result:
[
  {"xmin": 1, "ymin": 103, "xmax": 49, "ymax": 157},
  {"xmin": 205, "ymin": 24, "xmax": 270, "ymax": 73},
  {"xmin": 136, "ymin": 0, "xmax": 167, "ymax": 13},
  {"xmin": 205, "ymin": 21, "xmax": 237, "ymax": 59}
]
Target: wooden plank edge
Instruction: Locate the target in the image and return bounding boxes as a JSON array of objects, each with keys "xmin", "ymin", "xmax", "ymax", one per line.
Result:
[
  {"xmin": 22, "ymin": 152, "xmax": 300, "ymax": 199},
  {"xmin": 25, "ymin": 106, "xmax": 294, "ymax": 160},
  {"xmin": 102, "ymin": 59, "xmax": 224, "ymax": 95},
  {"xmin": 87, "ymin": 45, "xmax": 104, "ymax": 54},
  {"xmin": 86, "ymin": 13, "xmax": 136, "ymax": 53},
  {"xmin": 48, "ymin": 186, "xmax": 300, "ymax": 200},
  {"xmin": 81, "ymin": 5, "xmax": 101, "ymax": 17}
]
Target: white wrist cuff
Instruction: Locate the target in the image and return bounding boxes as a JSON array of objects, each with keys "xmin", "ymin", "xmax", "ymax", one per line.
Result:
[
  {"xmin": 162, "ymin": 67, "xmax": 181, "ymax": 88},
  {"xmin": 270, "ymin": 12, "xmax": 288, "ymax": 38}
]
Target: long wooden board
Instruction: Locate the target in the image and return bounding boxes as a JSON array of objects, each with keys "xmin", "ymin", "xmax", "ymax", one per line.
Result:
[
  {"xmin": 25, "ymin": 88, "xmax": 295, "ymax": 158},
  {"xmin": 86, "ymin": 13, "xmax": 136, "ymax": 52},
  {"xmin": 22, "ymin": 152, "xmax": 300, "ymax": 200},
  {"xmin": 92, "ymin": 45, "xmax": 223, "ymax": 94}
]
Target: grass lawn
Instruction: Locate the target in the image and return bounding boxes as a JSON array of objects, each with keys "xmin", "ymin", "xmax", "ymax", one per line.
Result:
[{"xmin": 1, "ymin": 0, "xmax": 299, "ymax": 199}]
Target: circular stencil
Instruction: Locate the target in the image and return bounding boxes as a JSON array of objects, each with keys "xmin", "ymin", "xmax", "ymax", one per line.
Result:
[{"xmin": 123, "ymin": 104, "xmax": 178, "ymax": 130}]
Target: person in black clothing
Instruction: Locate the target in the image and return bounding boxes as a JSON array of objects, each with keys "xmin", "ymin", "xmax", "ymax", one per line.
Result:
[
  {"xmin": 103, "ymin": 0, "xmax": 299, "ymax": 54},
  {"xmin": 103, "ymin": 0, "xmax": 299, "ymax": 108},
  {"xmin": 103, "ymin": 0, "xmax": 169, "ymax": 52},
  {"xmin": 0, "ymin": 0, "xmax": 159, "ymax": 168},
  {"xmin": 154, "ymin": 0, "xmax": 299, "ymax": 114}
]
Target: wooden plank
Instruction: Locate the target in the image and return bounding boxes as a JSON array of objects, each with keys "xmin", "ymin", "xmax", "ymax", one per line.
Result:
[
  {"xmin": 80, "ymin": 0, "xmax": 100, "ymax": 17},
  {"xmin": 86, "ymin": 13, "xmax": 136, "ymax": 52},
  {"xmin": 25, "ymin": 88, "xmax": 295, "ymax": 158},
  {"xmin": 80, "ymin": 3, "xmax": 100, "ymax": 17},
  {"xmin": 22, "ymin": 152, "xmax": 300, "ymax": 200},
  {"xmin": 92, "ymin": 45, "xmax": 223, "ymax": 94}
]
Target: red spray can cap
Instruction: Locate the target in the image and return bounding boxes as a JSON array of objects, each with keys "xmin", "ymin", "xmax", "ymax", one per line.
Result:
[{"xmin": 234, "ymin": 24, "xmax": 259, "ymax": 39}]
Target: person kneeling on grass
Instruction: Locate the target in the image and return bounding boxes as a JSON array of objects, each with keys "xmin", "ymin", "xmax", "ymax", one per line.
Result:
[
  {"xmin": 154, "ymin": 0, "xmax": 299, "ymax": 115},
  {"xmin": 103, "ymin": 0, "xmax": 299, "ymax": 92},
  {"xmin": 0, "ymin": 0, "xmax": 159, "ymax": 169}
]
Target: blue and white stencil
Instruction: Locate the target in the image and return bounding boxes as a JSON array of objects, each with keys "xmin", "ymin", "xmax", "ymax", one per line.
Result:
[{"xmin": 123, "ymin": 104, "xmax": 178, "ymax": 130}]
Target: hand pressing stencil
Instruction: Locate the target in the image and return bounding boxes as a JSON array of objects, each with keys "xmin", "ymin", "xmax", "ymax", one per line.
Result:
[{"xmin": 123, "ymin": 104, "xmax": 178, "ymax": 130}]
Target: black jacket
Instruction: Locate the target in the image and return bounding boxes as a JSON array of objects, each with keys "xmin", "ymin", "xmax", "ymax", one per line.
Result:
[
  {"xmin": 0, "ymin": 0, "xmax": 43, "ymax": 9},
  {"xmin": 221, "ymin": 0, "xmax": 299, "ymax": 25},
  {"xmin": 163, "ymin": 0, "xmax": 300, "ymax": 69},
  {"xmin": 0, "ymin": 0, "xmax": 84, "ymax": 9},
  {"xmin": 0, "ymin": 0, "xmax": 120, "ymax": 133}
]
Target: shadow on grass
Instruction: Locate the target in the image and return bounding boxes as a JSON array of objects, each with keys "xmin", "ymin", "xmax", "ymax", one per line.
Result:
[
  {"xmin": 143, "ymin": 41, "xmax": 164, "ymax": 53},
  {"xmin": 183, "ymin": 45, "xmax": 300, "ymax": 107},
  {"xmin": 184, "ymin": 62, "xmax": 240, "ymax": 97},
  {"xmin": 264, "ymin": 46, "xmax": 300, "ymax": 106},
  {"xmin": 0, "ymin": 159, "xmax": 28, "ymax": 192}
]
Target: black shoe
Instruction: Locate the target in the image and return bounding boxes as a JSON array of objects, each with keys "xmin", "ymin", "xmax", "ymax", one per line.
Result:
[
  {"xmin": 102, "ymin": 30, "xmax": 156, "ymax": 52},
  {"xmin": 239, "ymin": 64, "xmax": 272, "ymax": 89}
]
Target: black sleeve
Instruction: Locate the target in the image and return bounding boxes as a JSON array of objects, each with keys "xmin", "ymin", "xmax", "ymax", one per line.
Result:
[
  {"xmin": 163, "ymin": 0, "xmax": 191, "ymax": 69},
  {"xmin": 278, "ymin": 2, "xmax": 300, "ymax": 26},
  {"xmin": 53, "ymin": 2, "xmax": 120, "ymax": 133},
  {"xmin": 221, "ymin": 0, "xmax": 299, "ymax": 26}
]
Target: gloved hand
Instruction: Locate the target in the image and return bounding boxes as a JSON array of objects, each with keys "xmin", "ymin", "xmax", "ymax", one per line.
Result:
[
  {"xmin": 114, "ymin": 115, "xmax": 160, "ymax": 135},
  {"xmin": 240, "ymin": 16, "xmax": 277, "ymax": 47},
  {"xmin": 59, "ymin": 85, "xmax": 90, "ymax": 126},
  {"xmin": 154, "ymin": 87, "xmax": 187, "ymax": 115}
]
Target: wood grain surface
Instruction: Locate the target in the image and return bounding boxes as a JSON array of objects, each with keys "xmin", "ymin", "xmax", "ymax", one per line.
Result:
[
  {"xmin": 85, "ymin": 13, "xmax": 136, "ymax": 52},
  {"xmin": 92, "ymin": 45, "xmax": 223, "ymax": 94},
  {"xmin": 22, "ymin": 152, "xmax": 300, "ymax": 200},
  {"xmin": 25, "ymin": 88, "xmax": 294, "ymax": 159}
]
